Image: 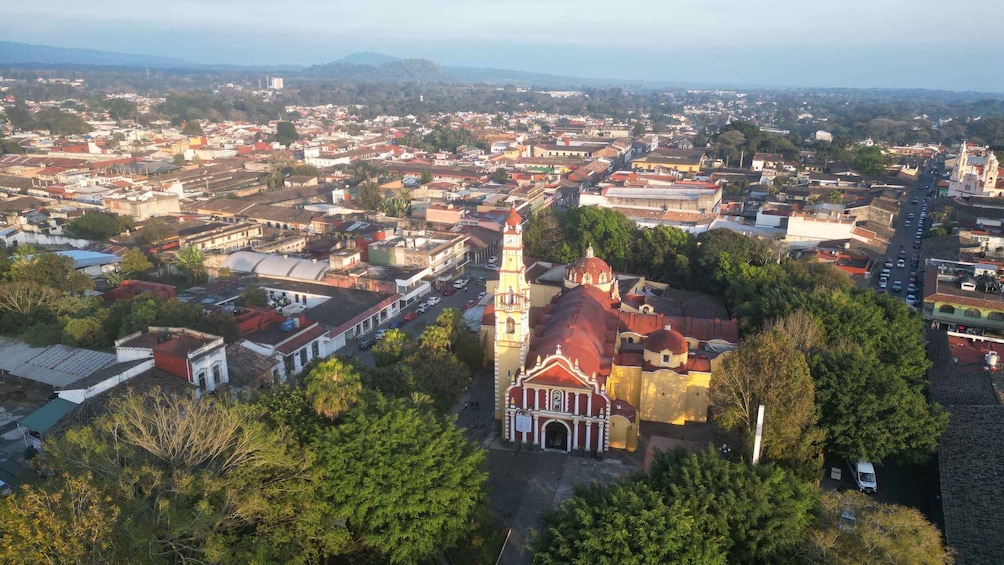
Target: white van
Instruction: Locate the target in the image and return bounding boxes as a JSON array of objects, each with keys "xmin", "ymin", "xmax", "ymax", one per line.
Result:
[{"xmin": 849, "ymin": 460, "xmax": 877, "ymax": 493}]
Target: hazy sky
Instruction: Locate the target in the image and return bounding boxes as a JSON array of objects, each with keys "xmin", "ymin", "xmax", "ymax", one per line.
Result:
[{"xmin": 4, "ymin": 0, "xmax": 1004, "ymax": 91}]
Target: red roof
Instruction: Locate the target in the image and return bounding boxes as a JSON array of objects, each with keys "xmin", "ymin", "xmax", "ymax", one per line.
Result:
[
  {"xmin": 644, "ymin": 328, "xmax": 688, "ymax": 355},
  {"xmin": 529, "ymin": 285, "xmax": 618, "ymax": 379},
  {"xmin": 276, "ymin": 324, "xmax": 327, "ymax": 355},
  {"xmin": 618, "ymin": 310, "xmax": 665, "ymax": 335},
  {"xmin": 505, "ymin": 207, "xmax": 521, "ymax": 227}
]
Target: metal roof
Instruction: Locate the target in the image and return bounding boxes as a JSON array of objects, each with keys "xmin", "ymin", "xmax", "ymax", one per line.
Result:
[
  {"xmin": 221, "ymin": 251, "xmax": 329, "ymax": 282},
  {"xmin": 0, "ymin": 337, "xmax": 117, "ymax": 387},
  {"xmin": 56, "ymin": 250, "xmax": 122, "ymax": 269},
  {"xmin": 18, "ymin": 398, "xmax": 78, "ymax": 434}
]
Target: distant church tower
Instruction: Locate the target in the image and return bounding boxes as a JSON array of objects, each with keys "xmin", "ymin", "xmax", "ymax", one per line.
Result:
[{"xmin": 494, "ymin": 207, "xmax": 532, "ymax": 420}]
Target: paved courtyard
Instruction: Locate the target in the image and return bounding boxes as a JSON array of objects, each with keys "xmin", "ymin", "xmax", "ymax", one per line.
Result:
[{"xmin": 450, "ymin": 368, "xmax": 715, "ymax": 564}]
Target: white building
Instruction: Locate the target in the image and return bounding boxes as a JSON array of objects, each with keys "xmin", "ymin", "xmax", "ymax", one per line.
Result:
[{"xmin": 948, "ymin": 142, "xmax": 1002, "ymax": 198}]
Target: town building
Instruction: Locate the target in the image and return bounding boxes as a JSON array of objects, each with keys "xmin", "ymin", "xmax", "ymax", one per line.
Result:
[
  {"xmin": 115, "ymin": 327, "xmax": 229, "ymax": 395},
  {"xmin": 482, "ymin": 209, "xmax": 737, "ymax": 453},
  {"xmin": 102, "ymin": 191, "xmax": 180, "ymax": 220},
  {"xmin": 947, "ymin": 142, "xmax": 1002, "ymax": 198}
]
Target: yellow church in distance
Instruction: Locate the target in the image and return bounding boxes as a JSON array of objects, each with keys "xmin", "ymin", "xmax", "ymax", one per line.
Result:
[{"xmin": 480, "ymin": 208, "xmax": 738, "ymax": 453}]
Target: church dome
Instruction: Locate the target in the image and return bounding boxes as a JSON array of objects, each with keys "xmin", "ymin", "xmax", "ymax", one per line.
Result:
[
  {"xmin": 644, "ymin": 326, "xmax": 688, "ymax": 355},
  {"xmin": 566, "ymin": 244, "xmax": 613, "ymax": 287}
]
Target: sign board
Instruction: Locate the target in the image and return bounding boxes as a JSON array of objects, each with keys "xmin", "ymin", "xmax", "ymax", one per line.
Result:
[{"xmin": 515, "ymin": 413, "xmax": 532, "ymax": 433}]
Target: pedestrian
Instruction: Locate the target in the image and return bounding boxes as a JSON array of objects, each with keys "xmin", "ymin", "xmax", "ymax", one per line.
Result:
[{"xmin": 464, "ymin": 400, "xmax": 469, "ymax": 411}]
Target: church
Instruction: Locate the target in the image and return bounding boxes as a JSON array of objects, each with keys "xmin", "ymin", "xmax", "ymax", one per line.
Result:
[{"xmin": 481, "ymin": 208, "xmax": 738, "ymax": 453}]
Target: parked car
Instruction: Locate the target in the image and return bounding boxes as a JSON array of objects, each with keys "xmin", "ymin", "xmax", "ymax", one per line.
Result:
[
  {"xmin": 486, "ymin": 264, "xmax": 500, "ymax": 272},
  {"xmin": 463, "ymin": 299, "xmax": 477, "ymax": 310},
  {"xmin": 478, "ymin": 291, "xmax": 487, "ymax": 300},
  {"xmin": 442, "ymin": 287, "xmax": 457, "ymax": 296},
  {"xmin": 426, "ymin": 296, "xmax": 441, "ymax": 306},
  {"xmin": 879, "ymin": 277, "xmax": 888, "ymax": 289},
  {"xmin": 389, "ymin": 319, "xmax": 405, "ymax": 329},
  {"xmin": 884, "ymin": 260, "xmax": 894, "ymax": 268},
  {"xmin": 476, "ymin": 276, "xmax": 486, "ymax": 285},
  {"xmin": 403, "ymin": 311, "xmax": 419, "ymax": 322},
  {"xmin": 849, "ymin": 460, "xmax": 878, "ymax": 493},
  {"xmin": 374, "ymin": 329, "xmax": 388, "ymax": 341},
  {"xmin": 896, "ymin": 259, "xmax": 905, "ymax": 268},
  {"xmin": 906, "ymin": 294, "xmax": 918, "ymax": 306},
  {"xmin": 0, "ymin": 479, "xmax": 11, "ymax": 497},
  {"xmin": 453, "ymin": 279, "xmax": 468, "ymax": 289},
  {"xmin": 907, "ymin": 283, "xmax": 918, "ymax": 293},
  {"xmin": 892, "ymin": 280, "xmax": 902, "ymax": 292},
  {"xmin": 488, "ymin": 256, "xmax": 497, "ymax": 264},
  {"xmin": 359, "ymin": 337, "xmax": 376, "ymax": 350}
]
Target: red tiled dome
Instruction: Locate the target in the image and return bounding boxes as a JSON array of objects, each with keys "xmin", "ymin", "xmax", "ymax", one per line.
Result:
[
  {"xmin": 505, "ymin": 207, "xmax": 522, "ymax": 227},
  {"xmin": 567, "ymin": 245, "xmax": 612, "ymax": 285},
  {"xmin": 644, "ymin": 327, "xmax": 688, "ymax": 355}
]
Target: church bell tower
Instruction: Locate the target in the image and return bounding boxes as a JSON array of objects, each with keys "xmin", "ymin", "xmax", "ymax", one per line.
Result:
[{"xmin": 494, "ymin": 207, "xmax": 531, "ymax": 420}]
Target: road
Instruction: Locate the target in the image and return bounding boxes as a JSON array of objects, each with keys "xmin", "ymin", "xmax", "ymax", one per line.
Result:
[
  {"xmin": 341, "ymin": 263, "xmax": 499, "ymax": 367},
  {"xmin": 870, "ymin": 161, "xmax": 941, "ymax": 304}
]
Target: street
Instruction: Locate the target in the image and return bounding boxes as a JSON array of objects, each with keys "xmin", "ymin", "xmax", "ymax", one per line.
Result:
[
  {"xmin": 870, "ymin": 161, "xmax": 941, "ymax": 305},
  {"xmin": 340, "ymin": 263, "xmax": 499, "ymax": 366}
]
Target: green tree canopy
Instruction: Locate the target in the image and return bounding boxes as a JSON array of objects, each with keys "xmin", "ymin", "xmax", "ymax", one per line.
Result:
[
  {"xmin": 181, "ymin": 120, "xmax": 204, "ymax": 136},
  {"xmin": 305, "ymin": 358, "xmax": 363, "ymax": 420},
  {"xmin": 315, "ymin": 396, "xmax": 487, "ymax": 564},
  {"xmin": 647, "ymin": 448, "xmax": 817, "ymax": 564},
  {"xmin": 64, "ymin": 212, "xmax": 127, "ymax": 240},
  {"xmin": 853, "ymin": 146, "xmax": 890, "ymax": 177},
  {"xmin": 533, "ymin": 480, "xmax": 726, "ymax": 565},
  {"xmin": 173, "ymin": 245, "xmax": 206, "ymax": 283},
  {"xmin": 275, "ymin": 121, "xmax": 299, "ymax": 146},
  {"xmin": 372, "ymin": 328, "xmax": 412, "ymax": 368},
  {"xmin": 119, "ymin": 248, "xmax": 152, "ymax": 278}
]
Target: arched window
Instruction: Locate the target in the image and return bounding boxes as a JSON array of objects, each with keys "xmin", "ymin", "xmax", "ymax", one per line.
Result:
[
  {"xmin": 990, "ymin": 312, "xmax": 1004, "ymax": 322},
  {"xmin": 551, "ymin": 389, "xmax": 563, "ymax": 412},
  {"xmin": 506, "ymin": 318, "xmax": 516, "ymax": 334},
  {"xmin": 939, "ymin": 304, "xmax": 955, "ymax": 314},
  {"xmin": 598, "ymin": 270, "xmax": 607, "ymax": 283},
  {"xmin": 966, "ymin": 309, "xmax": 982, "ymax": 318},
  {"xmin": 582, "ymin": 273, "xmax": 591, "ymax": 285}
]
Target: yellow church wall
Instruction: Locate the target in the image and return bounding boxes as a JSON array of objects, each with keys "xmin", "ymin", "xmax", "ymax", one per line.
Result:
[
  {"xmin": 607, "ymin": 364, "xmax": 643, "ymax": 412},
  {"xmin": 608, "ymin": 415, "xmax": 638, "ymax": 452},
  {"xmin": 640, "ymin": 369, "xmax": 711, "ymax": 425},
  {"xmin": 530, "ymin": 284, "xmax": 563, "ymax": 309},
  {"xmin": 494, "ymin": 347, "xmax": 523, "ymax": 419},
  {"xmin": 480, "ymin": 326, "xmax": 496, "ymax": 363}
]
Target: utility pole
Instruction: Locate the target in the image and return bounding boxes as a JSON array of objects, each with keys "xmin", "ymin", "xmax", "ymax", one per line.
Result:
[{"xmin": 751, "ymin": 404, "xmax": 766, "ymax": 465}]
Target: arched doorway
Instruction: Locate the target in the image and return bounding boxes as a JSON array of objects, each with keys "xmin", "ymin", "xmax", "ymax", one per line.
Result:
[{"xmin": 543, "ymin": 420, "xmax": 569, "ymax": 452}]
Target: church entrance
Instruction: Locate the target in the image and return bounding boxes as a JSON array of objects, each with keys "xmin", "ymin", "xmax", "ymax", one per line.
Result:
[{"xmin": 543, "ymin": 421, "xmax": 569, "ymax": 452}]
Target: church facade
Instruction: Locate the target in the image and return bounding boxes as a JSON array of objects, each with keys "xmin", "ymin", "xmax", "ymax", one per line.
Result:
[{"xmin": 482, "ymin": 208, "xmax": 738, "ymax": 453}]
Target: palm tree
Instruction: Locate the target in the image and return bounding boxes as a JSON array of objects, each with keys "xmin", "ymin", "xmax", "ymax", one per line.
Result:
[
  {"xmin": 306, "ymin": 359, "xmax": 362, "ymax": 420},
  {"xmin": 173, "ymin": 245, "xmax": 206, "ymax": 283}
]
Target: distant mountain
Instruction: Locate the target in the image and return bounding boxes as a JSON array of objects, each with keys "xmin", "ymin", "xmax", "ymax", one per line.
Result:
[
  {"xmin": 333, "ymin": 52, "xmax": 403, "ymax": 66},
  {"xmin": 304, "ymin": 58, "xmax": 453, "ymax": 82},
  {"xmin": 0, "ymin": 41, "xmax": 194, "ymax": 68}
]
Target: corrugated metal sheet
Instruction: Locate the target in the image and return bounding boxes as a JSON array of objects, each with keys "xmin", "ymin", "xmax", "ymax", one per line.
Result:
[{"xmin": 0, "ymin": 337, "xmax": 117, "ymax": 387}]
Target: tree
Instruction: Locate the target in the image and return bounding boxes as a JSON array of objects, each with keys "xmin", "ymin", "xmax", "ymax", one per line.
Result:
[
  {"xmin": 811, "ymin": 345, "xmax": 947, "ymax": 463},
  {"xmin": 0, "ymin": 282, "xmax": 63, "ymax": 324},
  {"xmin": 64, "ymin": 212, "xmax": 125, "ymax": 240},
  {"xmin": 172, "ymin": 245, "xmax": 206, "ymax": 283},
  {"xmin": 710, "ymin": 329, "xmax": 823, "ymax": 474},
  {"xmin": 647, "ymin": 448, "xmax": 817, "ymax": 565},
  {"xmin": 419, "ymin": 169, "xmax": 434, "ymax": 184},
  {"xmin": 372, "ymin": 328, "xmax": 412, "ymax": 368},
  {"xmin": 181, "ymin": 120, "xmax": 204, "ymax": 136},
  {"xmin": 315, "ymin": 396, "xmax": 487, "ymax": 564},
  {"xmin": 631, "ymin": 121, "xmax": 647, "ymax": 138},
  {"xmin": 119, "ymin": 249, "xmax": 152, "ymax": 278},
  {"xmin": 355, "ymin": 180, "xmax": 384, "ymax": 210},
  {"xmin": 493, "ymin": 167, "xmax": 509, "ymax": 183},
  {"xmin": 8, "ymin": 247, "xmax": 92, "ymax": 293},
  {"xmin": 408, "ymin": 348, "xmax": 471, "ymax": 413},
  {"xmin": 854, "ymin": 146, "xmax": 890, "ymax": 177},
  {"xmin": 533, "ymin": 480, "xmax": 726, "ymax": 565},
  {"xmin": 101, "ymin": 97, "xmax": 138, "ymax": 122},
  {"xmin": 0, "ymin": 473, "xmax": 123, "ymax": 564},
  {"xmin": 236, "ymin": 285, "xmax": 268, "ymax": 307},
  {"xmin": 36, "ymin": 389, "xmax": 345, "ymax": 564},
  {"xmin": 305, "ymin": 358, "xmax": 362, "ymax": 420},
  {"xmin": 139, "ymin": 217, "xmax": 174, "ymax": 246},
  {"xmin": 275, "ymin": 121, "xmax": 299, "ymax": 146},
  {"xmin": 63, "ymin": 317, "xmax": 106, "ymax": 348},
  {"xmin": 171, "ymin": 153, "xmax": 186, "ymax": 166},
  {"xmin": 805, "ymin": 491, "xmax": 953, "ymax": 564}
]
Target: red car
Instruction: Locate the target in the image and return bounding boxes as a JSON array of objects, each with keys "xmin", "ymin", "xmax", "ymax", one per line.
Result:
[
  {"xmin": 403, "ymin": 311, "xmax": 419, "ymax": 322},
  {"xmin": 463, "ymin": 299, "xmax": 477, "ymax": 310},
  {"xmin": 443, "ymin": 287, "xmax": 457, "ymax": 296}
]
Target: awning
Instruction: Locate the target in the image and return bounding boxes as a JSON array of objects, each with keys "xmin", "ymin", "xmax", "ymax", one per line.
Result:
[{"xmin": 18, "ymin": 398, "xmax": 78, "ymax": 434}]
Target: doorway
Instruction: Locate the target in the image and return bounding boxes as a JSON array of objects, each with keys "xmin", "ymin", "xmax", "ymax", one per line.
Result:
[{"xmin": 544, "ymin": 421, "xmax": 569, "ymax": 452}]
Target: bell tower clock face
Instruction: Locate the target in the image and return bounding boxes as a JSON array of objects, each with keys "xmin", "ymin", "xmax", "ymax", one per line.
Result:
[{"xmin": 505, "ymin": 235, "xmax": 515, "ymax": 247}]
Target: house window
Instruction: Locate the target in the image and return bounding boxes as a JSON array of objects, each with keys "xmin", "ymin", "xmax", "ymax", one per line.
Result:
[
  {"xmin": 506, "ymin": 318, "xmax": 516, "ymax": 334},
  {"xmin": 551, "ymin": 389, "xmax": 563, "ymax": 412},
  {"xmin": 312, "ymin": 341, "xmax": 320, "ymax": 358},
  {"xmin": 300, "ymin": 349, "xmax": 308, "ymax": 366},
  {"xmin": 212, "ymin": 363, "xmax": 222, "ymax": 385},
  {"xmin": 663, "ymin": 354, "xmax": 670, "ymax": 364},
  {"xmin": 966, "ymin": 309, "xmax": 982, "ymax": 318},
  {"xmin": 990, "ymin": 312, "xmax": 1004, "ymax": 322},
  {"xmin": 939, "ymin": 304, "xmax": 955, "ymax": 314},
  {"xmin": 197, "ymin": 371, "xmax": 207, "ymax": 390},
  {"xmin": 284, "ymin": 355, "xmax": 295, "ymax": 374}
]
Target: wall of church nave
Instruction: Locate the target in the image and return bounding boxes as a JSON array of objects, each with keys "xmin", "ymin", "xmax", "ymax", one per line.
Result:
[
  {"xmin": 530, "ymin": 283, "xmax": 563, "ymax": 309},
  {"xmin": 640, "ymin": 370, "xmax": 711, "ymax": 425},
  {"xmin": 607, "ymin": 364, "xmax": 643, "ymax": 410},
  {"xmin": 608, "ymin": 415, "xmax": 638, "ymax": 451},
  {"xmin": 480, "ymin": 326, "xmax": 495, "ymax": 362}
]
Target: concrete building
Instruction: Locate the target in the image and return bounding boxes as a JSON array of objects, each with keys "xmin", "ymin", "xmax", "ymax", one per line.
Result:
[
  {"xmin": 102, "ymin": 191, "xmax": 180, "ymax": 221},
  {"xmin": 179, "ymin": 221, "xmax": 263, "ymax": 253},
  {"xmin": 115, "ymin": 327, "xmax": 229, "ymax": 396},
  {"xmin": 367, "ymin": 232, "xmax": 469, "ymax": 279}
]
